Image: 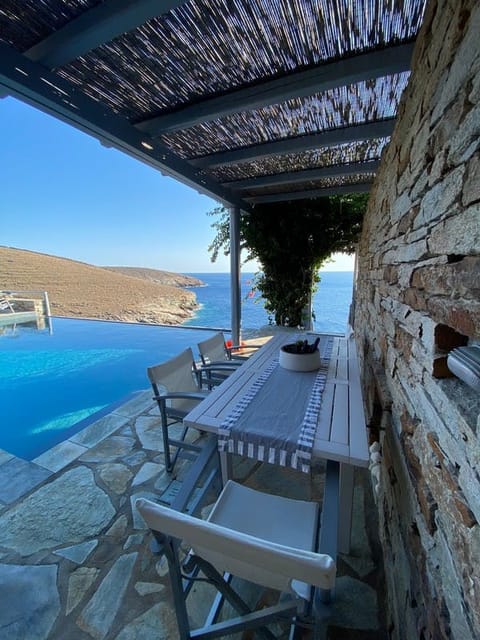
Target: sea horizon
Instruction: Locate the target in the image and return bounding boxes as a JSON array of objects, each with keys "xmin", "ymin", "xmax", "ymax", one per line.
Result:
[{"xmin": 183, "ymin": 271, "xmax": 354, "ymax": 335}]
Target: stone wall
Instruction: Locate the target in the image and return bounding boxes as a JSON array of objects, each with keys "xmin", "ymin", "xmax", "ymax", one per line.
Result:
[{"xmin": 354, "ymin": 1, "xmax": 480, "ymax": 638}]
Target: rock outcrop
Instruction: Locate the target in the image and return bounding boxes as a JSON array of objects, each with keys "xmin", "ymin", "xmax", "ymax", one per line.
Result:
[{"xmin": 0, "ymin": 246, "xmax": 204, "ymax": 325}]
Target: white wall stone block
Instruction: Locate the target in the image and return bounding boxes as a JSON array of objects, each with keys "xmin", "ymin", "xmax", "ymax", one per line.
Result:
[
  {"xmin": 383, "ymin": 238, "xmax": 428, "ymax": 265},
  {"xmin": 448, "ymin": 103, "xmax": 480, "ymax": 166},
  {"xmin": 417, "ymin": 165, "xmax": 465, "ymax": 227},
  {"xmin": 391, "ymin": 191, "xmax": 414, "ymax": 223},
  {"xmin": 428, "ymin": 203, "xmax": 480, "ymax": 254},
  {"xmin": 431, "ymin": 2, "xmax": 480, "ymax": 125}
]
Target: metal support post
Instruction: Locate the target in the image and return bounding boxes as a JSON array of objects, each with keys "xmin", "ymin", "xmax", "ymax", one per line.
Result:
[{"xmin": 229, "ymin": 206, "xmax": 241, "ymax": 345}]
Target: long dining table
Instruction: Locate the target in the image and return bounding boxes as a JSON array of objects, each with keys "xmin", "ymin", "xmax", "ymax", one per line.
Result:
[{"xmin": 185, "ymin": 331, "xmax": 370, "ymax": 555}]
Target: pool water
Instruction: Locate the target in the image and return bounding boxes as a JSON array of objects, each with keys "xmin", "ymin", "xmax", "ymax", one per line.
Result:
[{"xmin": 0, "ymin": 317, "xmax": 220, "ymax": 460}]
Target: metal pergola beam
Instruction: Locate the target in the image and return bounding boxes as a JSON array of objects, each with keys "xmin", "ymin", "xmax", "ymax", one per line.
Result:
[
  {"xmin": 247, "ymin": 182, "xmax": 373, "ymax": 204},
  {"xmin": 224, "ymin": 160, "xmax": 379, "ymax": 191},
  {"xmin": 136, "ymin": 43, "xmax": 414, "ymax": 135},
  {"xmin": 191, "ymin": 120, "xmax": 395, "ymax": 168},
  {"xmin": 24, "ymin": 0, "xmax": 189, "ymax": 68},
  {"xmin": 0, "ymin": 43, "xmax": 248, "ymax": 211}
]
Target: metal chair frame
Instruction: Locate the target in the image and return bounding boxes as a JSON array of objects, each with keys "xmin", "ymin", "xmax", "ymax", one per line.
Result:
[
  {"xmin": 148, "ymin": 348, "xmax": 239, "ymax": 472},
  {"xmin": 137, "ymin": 464, "xmax": 340, "ymax": 640}
]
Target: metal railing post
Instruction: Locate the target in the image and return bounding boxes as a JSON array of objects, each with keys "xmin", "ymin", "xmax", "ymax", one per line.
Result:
[
  {"xmin": 229, "ymin": 206, "xmax": 241, "ymax": 345},
  {"xmin": 43, "ymin": 291, "xmax": 51, "ymax": 317}
]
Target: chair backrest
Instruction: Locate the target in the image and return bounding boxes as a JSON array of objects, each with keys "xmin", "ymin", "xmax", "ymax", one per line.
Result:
[
  {"xmin": 136, "ymin": 493, "xmax": 335, "ymax": 596},
  {"xmin": 147, "ymin": 348, "xmax": 198, "ymax": 393},
  {"xmin": 198, "ymin": 332, "xmax": 228, "ymax": 365},
  {"xmin": 147, "ymin": 348, "xmax": 199, "ymax": 411},
  {"xmin": 0, "ymin": 297, "xmax": 14, "ymax": 312}
]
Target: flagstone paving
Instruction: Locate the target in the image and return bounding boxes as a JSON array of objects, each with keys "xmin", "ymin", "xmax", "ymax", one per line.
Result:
[{"xmin": 0, "ymin": 390, "xmax": 387, "ymax": 639}]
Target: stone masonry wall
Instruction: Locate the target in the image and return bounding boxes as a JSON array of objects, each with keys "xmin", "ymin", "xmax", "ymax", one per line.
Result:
[{"xmin": 354, "ymin": 1, "xmax": 480, "ymax": 639}]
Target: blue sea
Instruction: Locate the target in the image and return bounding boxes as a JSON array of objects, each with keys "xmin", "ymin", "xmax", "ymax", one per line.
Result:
[{"xmin": 184, "ymin": 271, "xmax": 353, "ymax": 335}]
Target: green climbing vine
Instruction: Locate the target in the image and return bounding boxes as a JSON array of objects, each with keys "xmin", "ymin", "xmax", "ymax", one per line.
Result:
[{"xmin": 207, "ymin": 195, "xmax": 368, "ymax": 327}]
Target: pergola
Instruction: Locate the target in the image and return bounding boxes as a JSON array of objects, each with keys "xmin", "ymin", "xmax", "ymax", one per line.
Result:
[{"xmin": 0, "ymin": 0, "xmax": 427, "ymax": 339}]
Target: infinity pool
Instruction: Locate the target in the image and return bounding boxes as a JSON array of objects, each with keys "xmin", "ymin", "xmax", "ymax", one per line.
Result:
[{"xmin": 0, "ymin": 317, "xmax": 220, "ymax": 460}]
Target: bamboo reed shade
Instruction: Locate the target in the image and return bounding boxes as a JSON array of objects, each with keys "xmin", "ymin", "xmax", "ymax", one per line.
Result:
[
  {"xmin": 160, "ymin": 75, "xmax": 408, "ymax": 159},
  {"xmin": 53, "ymin": 0, "xmax": 424, "ymax": 120},
  {"xmin": 243, "ymin": 172, "xmax": 376, "ymax": 197},
  {"xmin": 0, "ymin": 1, "xmax": 95, "ymax": 50},
  {"xmin": 208, "ymin": 138, "xmax": 390, "ymax": 182},
  {"xmin": 1, "ymin": 0, "xmax": 427, "ymax": 202}
]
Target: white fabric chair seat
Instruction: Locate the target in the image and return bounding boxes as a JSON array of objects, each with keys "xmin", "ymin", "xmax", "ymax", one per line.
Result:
[
  {"xmin": 207, "ymin": 480, "xmax": 318, "ymax": 551},
  {"xmin": 137, "ymin": 480, "xmax": 335, "ymax": 601},
  {"xmin": 203, "ymin": 480, "xmax": 323, "ymax": 600}
]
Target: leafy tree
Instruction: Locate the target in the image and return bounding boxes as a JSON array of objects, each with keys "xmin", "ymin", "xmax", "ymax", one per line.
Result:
[{"xmin": 207, "ymin": 195, "xmax": 368, "ymax": 327}]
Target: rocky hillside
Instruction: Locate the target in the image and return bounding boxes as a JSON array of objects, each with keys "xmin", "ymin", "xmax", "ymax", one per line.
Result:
[
  {"xmin": 104, "ymin": 266, "xmax": 202, "ymax": 288},
  {"xmin": 0, "ymin": 246, "xmax": 204, "ymax": 325}
]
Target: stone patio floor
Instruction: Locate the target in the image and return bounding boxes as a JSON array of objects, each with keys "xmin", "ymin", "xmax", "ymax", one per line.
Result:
[{"xmin": 0, "ymin": 389, "xmax": 388, "ymax": 639}]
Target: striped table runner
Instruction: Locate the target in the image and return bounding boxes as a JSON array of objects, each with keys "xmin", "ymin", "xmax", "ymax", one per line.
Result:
[{"xmin": 218, "ymin": 336, "xmax": 333, "ymax": 473}]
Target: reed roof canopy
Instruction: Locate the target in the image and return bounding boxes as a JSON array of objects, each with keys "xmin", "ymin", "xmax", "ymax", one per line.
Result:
[{"xmin": 0, "ymin": 0, "xmax": 427, "ymax": 210}]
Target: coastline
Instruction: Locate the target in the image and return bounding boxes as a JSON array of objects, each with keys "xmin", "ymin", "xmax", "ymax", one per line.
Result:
[{"xmin": 0, "ymin": 246, "xmax": 204, "ymax": 326}]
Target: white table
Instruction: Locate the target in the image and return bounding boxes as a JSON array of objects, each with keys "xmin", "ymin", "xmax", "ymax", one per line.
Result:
[{"xmin": 185, "ymin": 332, "xmax": 369, "ymax": 554}]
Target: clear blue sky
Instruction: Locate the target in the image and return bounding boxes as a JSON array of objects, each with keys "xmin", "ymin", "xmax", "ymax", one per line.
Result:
[{"xmin": 0, "ymin": 97, "xmax": 353, "ymax": 273}]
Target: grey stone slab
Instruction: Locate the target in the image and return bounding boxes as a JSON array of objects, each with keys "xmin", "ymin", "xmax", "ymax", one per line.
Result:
[
  {"xmin": 132, "ymin": 462, "xmax": 163, "ymax": 487},
  {"xmin": 138, "ymin": 421, "xmax": 187, "ymax": 454},
  {"xmin": 71, "ymin": 413, "xmax": 131, "ymax": 448},
  {"xmin": 55, "ymin": 540, "xmax": 98, "ymax": 564},
  {"xmin": 79, "ymin": 436, "xmax": 135, "ymax": 463},
  {"xmin": 153, "ymin": 470, "xmax": 171, "ymax": 493},
  {"xmin": 134, "ymin": 581, "xmax": 165, "ymax": 596},
  {"xmin": 113, "ymin": 390, "xmax": 153, "ymax": 417},
  {"xmin": 156, "ymin": 557, "xmax": 169, "ymax": 578},
  {"xmin": 0, "ymin": 457, "xmax": 52, "ymax": 504},
  {"xmin": 33, "ymin": 440, "xmax": 87, "ymax": 473},
  {"xmin": 118, "ymin": 424, "xmax": 134, "ymax": 437},
  {"xmin": 0, "ymin": 450, "xmax": 14, "ymax": 466},
  {"xmin": 135, "ymin": 415, "xmax": 161, "ymax": 434},
  {"xmin": 0, "ymin": 466, "xmax": 115, "ymax": 556},
  {"xmin": 328, "ymin": 576, "xmax": 379, "ymax": 630},
  {"xmin": 130, "ymin": 491, "xmax": 159, "ymax": 530},
  {"xmin": 66, "ymin": 567, "xmax": 100, "ymax": 615},
  {"xmin": 124, "ymin": 533, "xmax": 145, "ymax": 550},
  {"xmin": 106, "ymin": 515, "xmax": 128, "ymax": 539},
  {"xmin": 137, "ymin": 424, "xmax": 164, "ymax": 452},
  {"xmin": 98, "ymin": 463, "xmax": 133, "ymax": 494},
  {"xmin": 77, "ymin": 552, "xmax": 138, "ymax": 640},
  {"xmin": 115, "ymin": 603, "xmax": 173, "ymax": 640},
  {"xmin": 123, "ymin": 450, "xmax": 148, "ymax": 467},
  {"xmin": 0, "ymin": 564, "xmax": 60, "ymax": 640}
]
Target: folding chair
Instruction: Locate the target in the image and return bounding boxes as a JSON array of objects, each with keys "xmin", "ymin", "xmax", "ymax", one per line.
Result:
[
  {"xmin": 197, "ymin": 333, "xmax": 242, "ymax": 389},
  {"xmin": 148, "ymin": 348, "xmax": 239, "ymax": 472},
  {"xmin": 0, "ymin": 296, "xmax": 15, "ymax": 313},
  {"xmin": 198, "ymin": 331, "xmax": 262, "ymax": 365},
  {"xmin": 136, "ymin": 478, "xmax": 337, "ymax": 639},
  {"xmin": 147, "ymin": 348, "xmax": 210, "ymax": 473}
]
